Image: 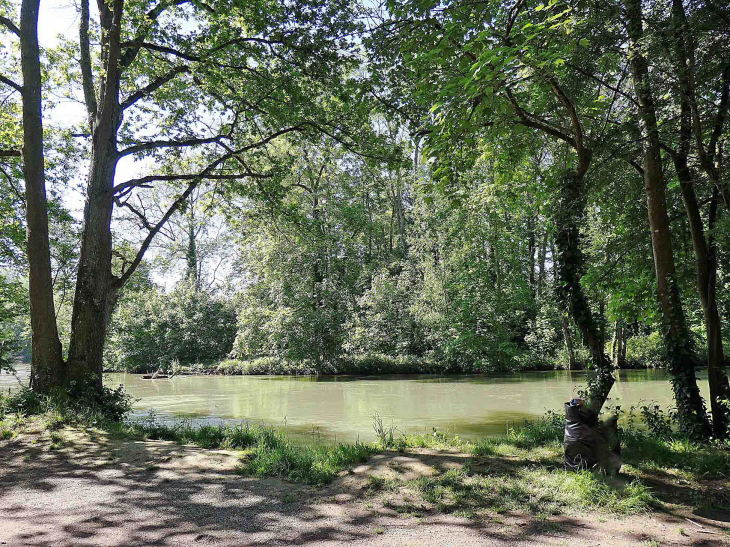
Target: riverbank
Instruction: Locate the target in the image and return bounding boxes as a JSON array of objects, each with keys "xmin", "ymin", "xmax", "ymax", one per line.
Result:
[
  {"xmin": 1, "ymin": 416, "xmax": 729, "ymax": 546},
  {"xmin": 102, "ymin": 354, "xmax": 682, "ymax": 377}
]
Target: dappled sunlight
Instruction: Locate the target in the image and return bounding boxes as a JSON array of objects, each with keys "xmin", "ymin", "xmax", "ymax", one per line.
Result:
[{"xmin": 2, "ymin": 418, "xmax": 730, "ymax": 546}]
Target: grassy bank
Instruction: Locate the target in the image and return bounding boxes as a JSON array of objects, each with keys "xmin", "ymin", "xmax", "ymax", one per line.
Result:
[
  {"xmin": 199, "ymin": 354, "xmax": 450, "ymax": 376},
  {"xmin": 3, "ymin": 387, "xmax": 729, "ymax": 517},
  {"xmin": 107, "ymin": 354, "xmax": 583, "ymax": 376},
  {"xmin": 373, "ymin": 413, "xmax": 730, "ymax": 517},
  {"xmin": 0, "ymin": 387, "xmax": 375, "ymax": 485}
]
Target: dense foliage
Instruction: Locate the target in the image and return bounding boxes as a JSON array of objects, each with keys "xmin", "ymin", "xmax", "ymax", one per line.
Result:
[
  {"xmin": 105, "ymin": 281, "xmax": 237, "ymax": 372},
  {"xmin": 1, "ymin": 0, "xmax": 729, "ymax": 435}
]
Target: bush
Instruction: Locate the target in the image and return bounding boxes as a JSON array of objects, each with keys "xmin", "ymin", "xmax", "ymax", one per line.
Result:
[
  {"xmin": 105, "ymin": 281, "xmax": 237, "ymax": 372},
  {"xmin": 0, "ymin": 378, "xmax": 133, "ymax": 423},
  {"xmin": 625, "ymin": 332, "xmax": 666, "ymax": 369},
  {"xmin": 216, "ymin": 358, "xmax": 319, "ymax": 375},
  {"xmin": 215, "ymin": 354, "xmax": 443, "ymax": 376}
]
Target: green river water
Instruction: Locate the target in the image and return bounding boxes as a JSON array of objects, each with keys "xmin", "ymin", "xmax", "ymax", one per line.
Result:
[{"xmin": 1, "ymin": 367, "xmax": 708, "ymax": 443}]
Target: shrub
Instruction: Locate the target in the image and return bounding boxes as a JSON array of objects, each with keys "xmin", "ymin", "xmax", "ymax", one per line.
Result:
[
  {"xmin": 345, "ymin": 268, "xmax": 425, "ymax": 356},
  {"xmin": 0, "ymin": 378, "xmax": 133, "ymax": 424},
  {"xmin": 625, "ymin": 332, "xmax": 666, "ymax": 369},
  {"xmin": 105, "ymin": 281, "xmax": 237, "ymax": 372},
  {"xmin": 215, "ymin": 354, "xmax": 443, "ymax": 376}
]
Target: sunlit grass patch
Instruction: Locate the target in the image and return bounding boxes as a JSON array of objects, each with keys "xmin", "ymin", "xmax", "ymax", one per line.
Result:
[
  {"xmin": 411, "ymin": 465, "xmax": 657, "ymax": 516},
  {"xmin": 621, "ymin": 431, "xmax": 730, "ymax": 479},
  {"xmin": 117, "ymin": 418, "xmax": 376, "ymax": 485},
  {"xmin": 48, "ymin": 431, "xmax": 68, "ymax": 450},
  {"xmin": 366, "ymin": 474, "xmax": 403, "ymax": 494},
  {"xmin": 240, "ymin": 439, "xmax": 374, "ymax": 485}
]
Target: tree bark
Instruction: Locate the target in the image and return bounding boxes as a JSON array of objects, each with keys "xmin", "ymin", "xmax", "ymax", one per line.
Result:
[
  {"xmin": 618, "ymin": 326, "xmax": 627, "ymax": 369},
  {"xmin": 611, "ymin": 320, "xmax": 619, "ymax": 364},
  {"xmin": 705, "ymin": 192, "xmax": 730, "ymax": 437},
  {"xmin": 625, "ymin": 0, "xmax": 710, "ymax": 437},
  {"xmin": 185, "ymin": 196, "xmax": 199, "ymax": 288},
  {"xmin": 20, "ymin": 0, "xmax": 65, "ymax": 392},
  {"xmin": 537, "ymin": 229, "xmax": 548, "ymax": 299},
  {"xmin": 562, "ymin": 316, "xmax": 575, "ymax": 371},
  {"xmin": 528, "ymin": 215, "xmax": 536, "ymax": 289},
  {"xmin": 673, "ymin": 123, "xmax": 730, "ymax": 438},
  {"xmin": 670, "ymin": 0, "xmax": 730, "ymax": 437},
  {"xmin": 67, "ymin": 0, "xmax": 123, "ymax": 388},
  {"xmin": 553, "ymin": 169, "xmax": 614, "ymax": 411},
  {"xmin": 67, "ymin": 147, "xmax": 118, "ymax": 387}
]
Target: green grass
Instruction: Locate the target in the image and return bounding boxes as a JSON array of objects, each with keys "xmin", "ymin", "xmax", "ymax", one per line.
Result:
[
  {"xmin": 3, "ymin": 385, "xmax": 729, "ymax": 515},
  {"xmin": 370, "ymin": 411, "xmax": 729, "ymax": 518},
  {"xmin": 48, "ymin": 431, "xmax": 68, "ymax": 450},
  {"xmin": 0, "ymin": 387, "xmax": 375, "ymax": 485},
  {"xmin": 409, "ymin": 466, "xmax": 657, "ymax": 517},
  {"xmin": 105, "ymin": 419, "xmax": 376, "ymax": 485}
]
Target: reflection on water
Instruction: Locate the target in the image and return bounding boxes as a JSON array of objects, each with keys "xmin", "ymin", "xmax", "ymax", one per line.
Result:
[
  {"xmin": 0, "ymin": 365, "xmax": 710, "ymax": 443},
  {"xmin": 98, "ymin": 368, "xmax": 708, "ymax": 443}
]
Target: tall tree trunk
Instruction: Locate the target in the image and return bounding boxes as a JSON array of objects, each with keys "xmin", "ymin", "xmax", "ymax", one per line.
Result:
[
  {"xmin": 611, "ymin": 320, "xmax": 620, "ymax": 365},
  {"xmin": 599, "ymin": 295, "xmax": 605, "ymax": 350},
  {"xmin": 185, "ymin": 196, "xmax": 199, "ymax": 288},
  {"xmin": 673, "ymin": 126, "xmax": 730, "ymax": 438},
  {"xmin": 619, "ymin": 326, "xmax": 627, "ymax": 369},
  {"xmin": 562, "ymin": 316, "xmax": 576, "ymax": 371},
  {"xmin": 67, "ymin": 149, "xmax": 117, "ymax": 387},
  {"xmin": 312, "ymin": 192, "xmax": 324, "ymax": 310},
  {"xmin": 670, "ymin": 0, "xmax": 730, "ymax": 438},
  {"xmin": 625, "ymin": 0, "xmax": 710, "ymax": 437},
  {"xmin": 705, "ymin": 192, "xmax": 730, "ymax": 437},
  {"xmin": 553, "ymin": 168, "xmax": 614, "ymax": 410},
  {"xmin": 528, "ymin": 215, "xmax": 536, "ymax": 289},
  {"xmin": 670, "ymin": 0, "xmax": 730, "ymax": 210},
  {"xmin": 67, "ymin": 0, "xmax": 123, "ymax": 389},
  {"xmin": 537, "ymin": 229, "xmax": 548, "ymax": 299},
  {"xmin": 20, "ymin": 0, "xmax": 65, "ymax": 392}
]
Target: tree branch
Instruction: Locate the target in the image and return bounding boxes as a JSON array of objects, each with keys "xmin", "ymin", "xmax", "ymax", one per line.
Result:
[
  {"xmin": 118, "ymin": 0, "xmax": 191, "ymax": 69},
  {"xmin": 121, "ymin": 65, "xmax": 189, "ymax": 110},
  {"xmin": 117, "ymin": 134, "xmax": 229, "ymax": 158},
  {"xmin": 0, "ymin": 15, "xmax": 19, "ymax": 36},
  {"xmin": 113, "ymin": 177, "xmax": 200, "ymax": 289},
  {"xmin": 549, "ymin": 78, "xmax": 592, "ymax": 173},
  {"xmin": 126, "ymin": 42, "xmax": 201, "ymax": 62},
  {"xmin": 0, "ymin": 74, "xmax": 22, "ymax": 94},
  {"xmin": 112, "ymin": 171, "xmax": 272, "ymax": 196},
  {"xmin": 79, "ymin": 0, "xmax": 97, "ymax": 123},
  {"xmin": 708, "ymin": 64, "xmax": 729, "ymax": 167},
  {"xmin": 0, "ymin": 149, "xmax": 21, "ymax": 157},
  {"xmin": 505, "ymin": 88, "xmax": 577, "ymax": 149},
  {"xmin": 564, "ymin": 61, "xmax": 639, "ymax": 108}
]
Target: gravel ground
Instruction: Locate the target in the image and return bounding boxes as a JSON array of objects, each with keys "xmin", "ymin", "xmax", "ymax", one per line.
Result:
[{"xmin": 1, "ymin": 428, "xmax": 729, "ymax": 547}]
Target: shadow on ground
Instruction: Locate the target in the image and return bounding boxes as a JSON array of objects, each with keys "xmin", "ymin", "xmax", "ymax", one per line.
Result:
[{"xmin": 0, "ymin": 429, "xmax": 728, "ymax": 546}]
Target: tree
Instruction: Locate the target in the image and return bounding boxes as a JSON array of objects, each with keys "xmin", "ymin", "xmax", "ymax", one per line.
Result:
[
  {"xmin": 61, "ymin": 0, "xmax": 368, "ymax": 387},
  {"xmin": 624, "ymin": 0, "xmax": 710, "ymax": 437},
  {"xmin": 1, "ymin": 0, "xmax": 65, "ymax": 392},
  {"xmin": 664, "ymin": 0, "xmax": 730, "ymax": 437},
  {"xmin": 372, "ymin": 0, "xmax": 619, "ymax": 408}
]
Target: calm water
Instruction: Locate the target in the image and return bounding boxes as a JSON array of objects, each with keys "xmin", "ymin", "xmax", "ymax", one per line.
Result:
[{"xmin": 1, "ymin": 367, "xmax": 709, "ymax": 443}]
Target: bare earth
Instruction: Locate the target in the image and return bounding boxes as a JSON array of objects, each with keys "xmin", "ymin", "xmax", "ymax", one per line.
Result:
[{"xmin": 1, "ymin": 428, "xmax": 728, "ymax": 547}]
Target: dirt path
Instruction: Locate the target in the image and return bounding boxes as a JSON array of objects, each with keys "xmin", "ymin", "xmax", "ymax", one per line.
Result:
[{"xmin": 1, "ymin": 429, "xmax": 728, "ymax": 547}]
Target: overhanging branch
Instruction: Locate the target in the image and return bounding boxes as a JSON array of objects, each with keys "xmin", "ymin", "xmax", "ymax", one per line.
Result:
[
  {"xmin": 0, "ymin": 15, "xmax": 19, "ymax": 36},
  {"xmin": 117, "ymin": 134, "xmax": 229, "ymax": 158},
  {"xmin": 0, "ymin": 74, "xmax": 22, "ymax": 94},
  {"xmin": 121, "ymin": 65, "xmax": 190, "ymax": 110}
]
